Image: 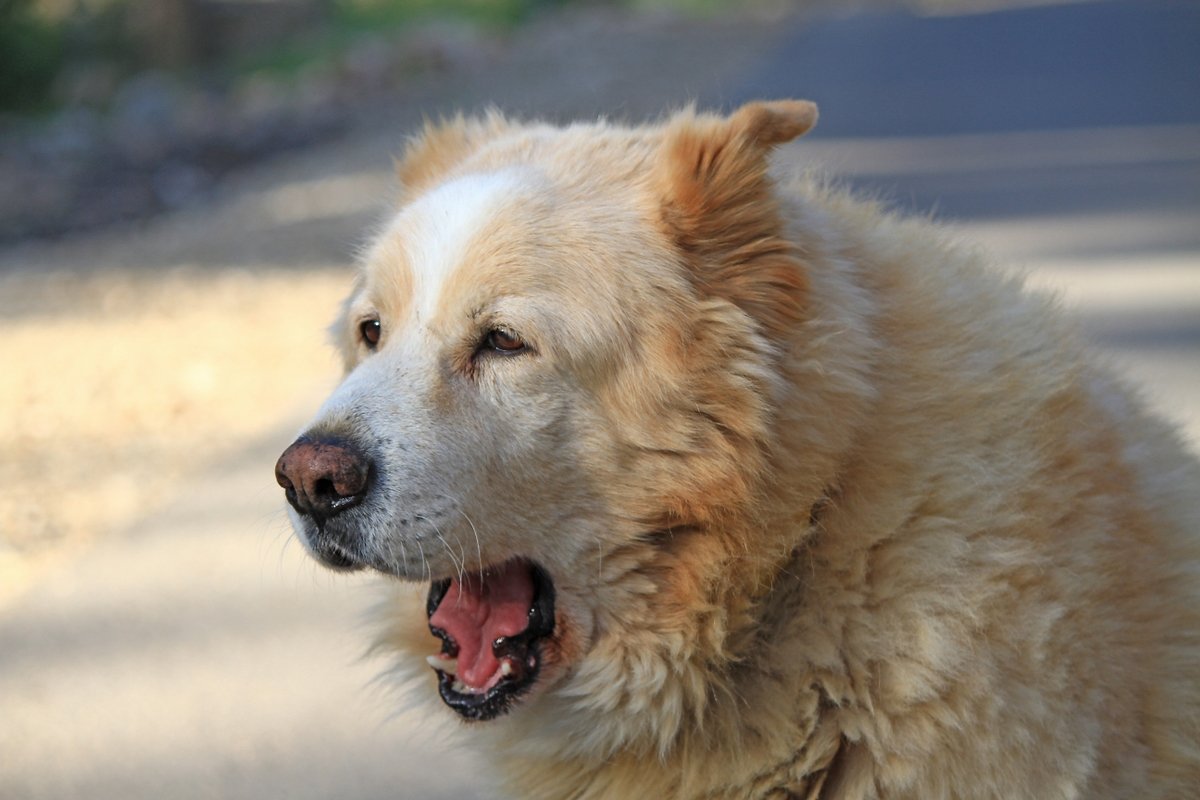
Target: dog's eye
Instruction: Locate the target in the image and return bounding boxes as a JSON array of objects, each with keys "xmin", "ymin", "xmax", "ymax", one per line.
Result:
[
  {"xmin": 359, "ymin": 318, "xmax": 381, "ymax": 349},
  {"xmin": 486, "ymin": 327, "xmax": 526, "ymax": 355}
]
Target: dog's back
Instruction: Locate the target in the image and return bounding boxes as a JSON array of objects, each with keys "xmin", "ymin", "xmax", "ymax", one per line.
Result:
[{"xmin": 761, "ymin": 180, "xmax": 1200, "ymax": 797}]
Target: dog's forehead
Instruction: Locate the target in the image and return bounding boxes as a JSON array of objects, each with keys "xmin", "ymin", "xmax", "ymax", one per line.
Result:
[
  {"xmin": 357, "ymin": 157, "xmax": 682, "ymax": 363},
  {"xmin": 366, "ymin": 170, "xmax": 530, "ymax": 321}
]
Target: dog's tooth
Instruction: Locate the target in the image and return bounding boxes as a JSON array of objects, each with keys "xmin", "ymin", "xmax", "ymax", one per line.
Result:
[
  {"xmin": 452, "ymin": 679, "xmax": 470, "ymax": 694},
  {"xmin": 426, "ymin": 655, "xmax": 458, "ymax": 674},
  {"xmin": 500, "ymin": 659, "xmax": 514, "ymax": 678}
]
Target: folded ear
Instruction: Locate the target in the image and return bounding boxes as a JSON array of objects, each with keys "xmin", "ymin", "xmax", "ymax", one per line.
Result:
[
  {"xmin": 394, "ymin": 109, "xmax": 512, "ymax": 199},
  {"xmin": 655, "ymin": 100, "xmax": 817, "ymax": 340},
  {"xmin": 734, "ymin": 99, "xmax": 818, "ymax": 143}
]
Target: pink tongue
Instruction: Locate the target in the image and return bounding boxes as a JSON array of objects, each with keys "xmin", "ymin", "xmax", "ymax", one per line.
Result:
[{"xmin": 429, "ymin": 561, "xmax": 535, "ymax": 689}]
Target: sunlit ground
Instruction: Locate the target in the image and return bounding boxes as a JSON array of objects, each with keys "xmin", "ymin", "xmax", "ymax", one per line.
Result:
[{"xmin": 0, "ymin": 267, "xmax": 348, "ymax": 597}]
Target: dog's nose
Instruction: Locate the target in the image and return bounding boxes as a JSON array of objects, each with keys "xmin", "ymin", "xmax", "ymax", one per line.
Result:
[{"xmin": 275, "ymin": 436, "xmax": 371, "ymax": 523}]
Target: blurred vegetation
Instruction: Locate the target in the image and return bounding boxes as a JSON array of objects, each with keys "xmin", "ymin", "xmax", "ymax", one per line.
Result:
[
  {"xmin": 0, "ymin": 0, "xmax": 67, "ymax": 112},
  {"xmin": 336, "ymin": 0, "xmax": 548, "ymax": 30},
  {"xmin": 1, "ymin": 0, "xmax": 791, "ymax": 242},
  {"xmin": 224, "ymin": 0, "xmax": 549, "ymax": 82},
  {"xmin": 0, "ymin": 0, "xmax": 776, "ymax": 116},
  {"xmin": 0, "ymin": 0, "xmax": 564, "ymax": 115}
]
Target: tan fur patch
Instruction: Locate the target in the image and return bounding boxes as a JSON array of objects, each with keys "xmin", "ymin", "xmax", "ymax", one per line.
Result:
[
  {"xmin": 393, "ymin": 109, "xmax": 514, "ymax": 200},
  {"xmin": 654, "ymin": 101, "xmax": 816, "ymax": 341}
]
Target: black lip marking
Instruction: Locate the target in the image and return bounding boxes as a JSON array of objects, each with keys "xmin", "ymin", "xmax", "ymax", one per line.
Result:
[
  {"xmin": 305, "ymin": 524, "xmax": 366, "ymax": 572},
  {"xmin": 315, "ymin": 546, "xmax": 359, "ymax": 571},
  {"xmin": 427, "ymin": 577, "xmax": 452, "ymax": 617},
  {"xmin": 426, "ymin": 564, "xmax": 556, "ymax": 721}
]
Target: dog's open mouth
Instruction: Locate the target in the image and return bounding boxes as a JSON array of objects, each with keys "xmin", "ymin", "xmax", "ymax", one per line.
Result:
[{"xmin": 425, "ymin": 560, "xmax": 555, "ymax": 721}]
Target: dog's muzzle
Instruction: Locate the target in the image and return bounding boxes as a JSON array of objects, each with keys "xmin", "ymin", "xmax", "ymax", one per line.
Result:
[{"xmin": 275, "ymin": 434, "xmax": 373, "ymax": 569}]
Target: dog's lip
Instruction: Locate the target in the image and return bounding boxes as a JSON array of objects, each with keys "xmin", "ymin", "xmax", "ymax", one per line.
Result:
[
  {"xmin": 302, "ymin": 523, "xmax": 368, "ymax": 572},
  {"xmin": 316, "ymin": 547, "xmax": 362, "ymax": 571},
  {"xmin": 425, "ymin": 561, "xmax": 556, "ymax": 721}
]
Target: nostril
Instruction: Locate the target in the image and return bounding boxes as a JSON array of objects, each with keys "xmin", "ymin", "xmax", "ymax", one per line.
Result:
[
  {"xmin": 313, "ymin": 477, "xmax": 337, "ymax": 502},
  {"xmin": 275, "ymin": 435, "xmax": 373, "ymax": 521}
]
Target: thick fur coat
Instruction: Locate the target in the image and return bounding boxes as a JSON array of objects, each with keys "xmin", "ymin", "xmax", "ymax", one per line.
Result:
[{"xmin": 279, "ymin": 101, "xmax": 1200, "ymax": 798}]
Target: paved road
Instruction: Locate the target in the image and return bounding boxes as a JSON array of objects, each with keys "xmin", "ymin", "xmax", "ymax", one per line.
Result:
[
  {"xmin": 742, "ymin": 0, "xmax": 1200, "ymax": 137},
  {"xmin": 753, "ymin": 0, "xmax": 1200, "ymax": 438},
  {"xmin": 2, "ymin": 3, "xmax": 1197, "ymax": 799}
]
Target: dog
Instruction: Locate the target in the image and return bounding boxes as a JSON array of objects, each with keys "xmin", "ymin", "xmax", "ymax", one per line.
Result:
[{"xmin": 275, "ymin": 101, "xmax": 1200, "ymax": 798}]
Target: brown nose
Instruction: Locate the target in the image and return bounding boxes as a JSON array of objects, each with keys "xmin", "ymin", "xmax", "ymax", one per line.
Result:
[{"xmin": 275, "ymin": 435, "xmax": 371, "ymax": 523}]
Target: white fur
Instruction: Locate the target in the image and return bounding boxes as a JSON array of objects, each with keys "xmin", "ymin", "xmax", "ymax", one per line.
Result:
[{"xmin": 391, "ymin": 170, "xmax": 525, "ymax": 323}]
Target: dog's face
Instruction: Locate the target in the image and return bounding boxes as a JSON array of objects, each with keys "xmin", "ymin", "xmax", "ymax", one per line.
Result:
[
  {"xmin": 285, "ymin": 161, "xmax": 689, "ymax": 719},
  {"xmin": 306, "ymin": 166, "xmax": 665, "ymax": 580},
  {"xmin": 277, "ymin": 101, "xmax": 818, "ymax": 736}
]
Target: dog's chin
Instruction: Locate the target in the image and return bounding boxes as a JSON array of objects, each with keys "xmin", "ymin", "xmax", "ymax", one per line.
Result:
[
  {"xmin": 308, "ymin": 541, "xmax": 366, "ymax": 572},
  {"xmin": 293, "ymin": 520, "xmax": 368, "ymax": 573},
  {"xmin": 295, "ymin": 513, "xmax": 410, "ymax": 575},
  {"xmin": 424, "ymin": 560, "xmax": 556, "ymax": 722}
]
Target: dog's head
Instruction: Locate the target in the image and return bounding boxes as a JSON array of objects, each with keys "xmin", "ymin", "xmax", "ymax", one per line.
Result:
[{"xmin": 277, "ymin": 101, "xmax": 821, "ymax": 750}]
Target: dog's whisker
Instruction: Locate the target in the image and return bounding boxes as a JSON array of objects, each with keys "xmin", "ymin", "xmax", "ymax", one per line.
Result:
[
  {"xmin": 390, "ymin": 537, "xmax": 408, "ymax": 576},
  {"xmin": 415, "ymin": 539, "xmax": 430, "ymax": 584},
  {"xmin": 427, "ymin": 518, "xmax": 465, "ymax": 589},
  {"xmin": 457, "ymin": 508, "xmax": 485, "ymax": 583}
]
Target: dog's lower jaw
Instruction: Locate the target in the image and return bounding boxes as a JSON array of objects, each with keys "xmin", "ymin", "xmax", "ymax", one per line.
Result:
[
  {"xmin": 426, "ymin": 562, "xmax": 557, "ymax": 721},
  {"xmin": 291, "ymin": 515, "xmax": 367, "ymax": 573}
]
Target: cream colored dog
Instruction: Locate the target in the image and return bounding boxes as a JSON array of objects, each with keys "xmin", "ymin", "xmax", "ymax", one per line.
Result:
[{"xmin": 276, "ymin": 101, "xmax": 1200, "ymax": 798}]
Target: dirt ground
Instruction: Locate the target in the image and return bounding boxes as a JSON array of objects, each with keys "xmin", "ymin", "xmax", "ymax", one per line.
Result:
[{"xmin": 0, "ymin": 267, "xmax": 346, "ymax": 553}]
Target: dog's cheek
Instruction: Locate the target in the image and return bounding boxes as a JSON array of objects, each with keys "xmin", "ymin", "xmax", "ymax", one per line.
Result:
[{"xmin": 478, "ymin": 382, "xmax": 576, "ymax": 474}]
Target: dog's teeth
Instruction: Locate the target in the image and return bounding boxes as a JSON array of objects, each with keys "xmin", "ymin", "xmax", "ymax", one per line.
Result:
[
  {"xmin": 500, "ymin": 660, "xmax": 514, "ymax": 678},
  {"xmin": 426, "ymin": 655, "xmax": 458, "ymax": 675},
  {"xmin": 452, "ymin": 679, "xmax": 470, "ymax": 694}
]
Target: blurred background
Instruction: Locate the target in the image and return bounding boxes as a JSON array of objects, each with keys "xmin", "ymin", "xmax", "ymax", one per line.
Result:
[{"xmin": 0, "ymin": 1, "xmax": 1197, "ymax": 798}]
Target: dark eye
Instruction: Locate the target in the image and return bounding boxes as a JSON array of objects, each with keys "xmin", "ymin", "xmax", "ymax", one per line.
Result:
[
  {"xmin": 359, "ymin": 318, "xmax": 381, "ymax": 349},
  {"xmin": 485, "ymin": 327, "xmax": 526, "ymax": 354}
]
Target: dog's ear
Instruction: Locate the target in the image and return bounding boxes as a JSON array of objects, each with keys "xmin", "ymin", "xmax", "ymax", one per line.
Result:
[
  {"xmin": 394, "ymin": 109, "xmax": 512, "ymax": 199},
  {"xmin": 655, "ymin": 100, "xmax": 817, "ymax": 340}
]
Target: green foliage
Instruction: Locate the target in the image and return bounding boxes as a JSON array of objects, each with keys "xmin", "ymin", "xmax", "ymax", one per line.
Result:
[
  {"xmin": 0, "ymin": 0, "xmax": 575, "ymax": 115},
  {"xmin": 332, "ymin": 0, "xmax": 555, "ymax": 33},
  {"xmin": 0, "ymin": 0, "xmax": 65, "ymax": 112},
  {"xmin": 225, "ymin": 0, "xmax": 563, "ymax": 85},
  {"xmin": 622, "ymin": 0, "xmax": 781, "ymax": 14}
]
